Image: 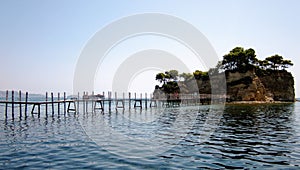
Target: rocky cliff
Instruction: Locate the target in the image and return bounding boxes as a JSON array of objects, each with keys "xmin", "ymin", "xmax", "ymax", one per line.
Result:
[
  {"xmin": 259, "ymin": 70, "xmax": 295, "ymax": 102},
  {"xmin": 225, "ymin": 70, "xmax": 294, "ymax": 102},
  {"xmin": 226, "ymin": 71, "xmax": 266, "ymax": 101},
  {"xmin": 192, "ymin": 70, "xmax": 295, "ymax": 102}
]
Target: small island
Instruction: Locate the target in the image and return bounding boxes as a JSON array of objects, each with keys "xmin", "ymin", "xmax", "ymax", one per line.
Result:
[{"xmin": 154, "ymin": 47, "xmax": 295, "ymax": 103}]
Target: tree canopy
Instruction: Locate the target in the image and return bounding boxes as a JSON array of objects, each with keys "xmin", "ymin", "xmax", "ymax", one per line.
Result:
[
  {"xmin": 155, "ymin": 70, "xmax": 180, "ymax": 84},
  {"xmin": 193, "ymin": 70, "xmax": 209, "ymax": 80},
  {"xmin": 155, "ymin": 72, "xmax": 166, "ymax": 84},
  {"xmin": 263, "ymin": 54, "xmax": 293, "ymax": 70},
  {"xmin": 220, "ymin": 47, "xmax": 293, "ymax": 72},
  {"xmin": 221, "ymin": 47, "xmax": 258, "ymax": 72}
]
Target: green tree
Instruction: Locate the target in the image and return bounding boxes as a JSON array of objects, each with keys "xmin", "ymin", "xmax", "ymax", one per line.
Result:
[
  {"xmin": 265, "ymin": 54, "xmax": 283, "ymax": 70},
  {"xmin": 244, "ymin": 48, "xmax": 258, "ymax": 67},
  {"xmin": 155, "ymin": 72, "xmax": 166, "ymax": 84},
  {"xmin": 259, "ymin": 54, "xmax": 293, "ymax": 71},
  {"xmin": 222, "ymin": 47, "xmax": 258, "ymax": 72},
  {"xmin": 193, "ymin": 70, "xmax": 202, "ymax": 80},
  {"xmin": 193, "ymin": 70, "xmax": 209, "ymax": 80}
]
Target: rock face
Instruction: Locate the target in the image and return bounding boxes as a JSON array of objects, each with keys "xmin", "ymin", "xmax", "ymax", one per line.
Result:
[
  {"xmin": 259, "ymin": 71, "xmax": 295, "ymax": 102},
  {"xmin": 226, "ymin": 71, "xmax": 265, "ymax": 101},
  {"xmin": 225, "ymin": 70, "xmax": 295, "ymax": 102}
]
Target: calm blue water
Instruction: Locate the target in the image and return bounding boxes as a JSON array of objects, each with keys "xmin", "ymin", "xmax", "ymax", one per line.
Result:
[{"xmin": 0, "ymin": 102, "xmax": 300, "ymax": 169}]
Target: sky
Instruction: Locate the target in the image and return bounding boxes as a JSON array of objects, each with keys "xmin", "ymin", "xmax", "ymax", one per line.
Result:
[{"xmin": 0, "ymin": 0, "xmax": 300, "ymax": 97}]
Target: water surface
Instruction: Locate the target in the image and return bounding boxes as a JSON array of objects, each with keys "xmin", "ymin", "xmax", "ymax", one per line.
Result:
[{"xmin": 0, "ymin": 103, "xmax": 299, "ymax": 169}]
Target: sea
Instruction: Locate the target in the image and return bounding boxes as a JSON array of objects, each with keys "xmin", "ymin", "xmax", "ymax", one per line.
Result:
[{"xmin": 0, "ymin": 98, "xmax": 299, "ymax": 169}]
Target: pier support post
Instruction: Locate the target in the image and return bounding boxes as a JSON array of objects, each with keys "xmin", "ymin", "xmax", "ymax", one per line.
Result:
[
  {"xmin": 51, "ymin": 92, "xmax": 54, "ymax": 116},
  {"xmin": 108, "ymin": 91, "xmax": 112, "ymax": 111},
  {"xmin": 75, "ymin": 92, "xmax": 80, "ymax": 113},
  {"xmin": 12, "ymin": 91, "xmax": 14, "ymax": 119},
  {"xmin": 129, "ymin": 92, "xmax": 131, "ymax": 110},
  {"xmin": 5, "ymin": 90, "xmax": 8, "ymax": 118},
  {"xmin": 85, "ymin": 92, "xmax": 88, "ymax": 113},
  {"xmin": 38, "ymin": 104, "xmax": 40, "ymax": 118},
  {"xmin": 82, "ymin": 92, "xmax": 85, "ymax": 113},
  {"xmin": 64, "ymin": 92, "xmax": 66, "ymax": 114},
  {"xmin": 58, "ymin": 93, "xmax": 60, "ymax": 115},
  {"xmin": 92, "ymin": 91, "xmax": 94, "ymax": 113},
  {"xmin": 77, "ymin": 92, "xmax": 80, "ymax": 113},
  {"xmin": 19, "ymin": 90, "xmax": 22, "ymax": 118},
  {"xmin": 25, "ymin": 92, "xmax": 28, "ymax": 118},
  {"xmin": 45, "ymin": 92, "xmax": 48, "ymax": 116}
]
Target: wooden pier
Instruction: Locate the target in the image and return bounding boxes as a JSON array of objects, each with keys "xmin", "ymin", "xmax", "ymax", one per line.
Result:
[{"xmin": 0, "ymin": 90, "xmax": 229, "ymax": 119}]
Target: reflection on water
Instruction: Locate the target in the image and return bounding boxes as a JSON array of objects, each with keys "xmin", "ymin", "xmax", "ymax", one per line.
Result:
[{"xmin": 0, "ymin": 103, "xmax": 300, "ymax": 169}]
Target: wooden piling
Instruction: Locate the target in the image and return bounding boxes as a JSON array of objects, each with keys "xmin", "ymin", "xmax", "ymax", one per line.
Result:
[
  {"xmin": 45, "ymin": 92, "xmax": 48, "ymax": 116},
  {"xmin": 25, "ymin": 92, "xmax": 28, "ymax": 118},
  {"xmin": 85, "ymin": 92, "xmax": 88, "ymax": 113},
  {"xmin": 108, "ymin": 91, "xmax": 112, "ymax": 111},
  {"xmin": 58, "ymin": 93, "xmax": 60, "ymax": 114},
  {"xmin": 64, "ymin": 92, "xmax": 66, "ymax": 114},
  {"xmin": 51, "ymin": 92, "xmax": 54, "ymax": 116},
  {"xmin": 92, "ymin": 91, "xmax": 94, "ymax": 113},
  {"xmin": 19, "ymin": 90, "xmax": 22, "ymax": 118},
  {"xmin": 77, "ymin": 92, "xmax": 79, "ymax": 113},
  {"xmin": 12, "ymin": 91, "xmax": 14, "ymax": 119},
  {"xmin": 38, "ymin": 103, "xmax": 40, "ymax": 118},
  {"xmin": 129, "ymin": 92, "xmax": 131, "ymax": 109},
  {"xmin": 82, "ymin": 92, "xmax": 84, "ymax": 113},
  {"xmin": 5, "ymin": 90, "xmax": 8, "ymax": 118},
  {"xmin": 114, "ymin": 92, "xmax": 117, "ymax": 107},
  {"xmin": 82, "ymin": 92, "xmax": 85, "ymax": 113}
]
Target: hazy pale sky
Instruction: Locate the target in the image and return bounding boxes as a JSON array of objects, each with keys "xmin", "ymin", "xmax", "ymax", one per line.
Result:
[{"xmin": 1, "ymin": 0, "xmax": 299, "ymax": 97}]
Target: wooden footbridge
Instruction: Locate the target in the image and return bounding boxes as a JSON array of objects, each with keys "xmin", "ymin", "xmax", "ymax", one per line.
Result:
[{"xmin": 0, "ymin": 90, "xmax": 229, "ymax": 119}]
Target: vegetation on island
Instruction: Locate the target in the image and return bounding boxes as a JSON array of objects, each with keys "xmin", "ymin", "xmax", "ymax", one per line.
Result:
[{"xmin": 155, "ymin": 47, "xmax": 293, "ymax": 95}]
